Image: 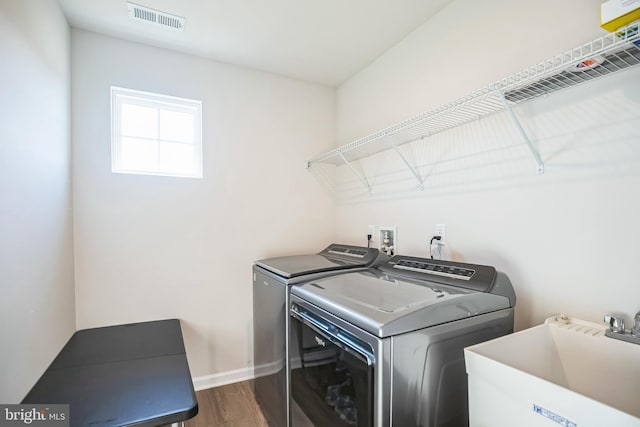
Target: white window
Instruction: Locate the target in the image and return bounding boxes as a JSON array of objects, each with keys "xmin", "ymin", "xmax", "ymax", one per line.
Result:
[{"xmin": 111, "ymin": 87, "xmax": 202, "ymax": 178}]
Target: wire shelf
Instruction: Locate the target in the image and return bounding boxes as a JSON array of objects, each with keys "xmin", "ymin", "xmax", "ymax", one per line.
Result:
[
  {"xmin": 307, "ymin": 22, "xmax": 640, "ymax": 170},
  {"xmin": 504, "ymin": 44, "xmax": 640, "ymax": 102}
]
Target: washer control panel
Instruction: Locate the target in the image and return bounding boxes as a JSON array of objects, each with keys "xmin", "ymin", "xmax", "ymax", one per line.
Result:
[
  {"xmin": 393, "ymin": 259, "xmax": 475, "ymax": 280},
  {"xmin": 381, "ymin": 255, "xmax": 497, "ymax": 293}
]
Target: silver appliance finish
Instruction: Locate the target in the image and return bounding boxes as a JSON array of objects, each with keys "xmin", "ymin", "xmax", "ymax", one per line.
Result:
[
  {"xmin": 289, "ymin": 255, "xmax": 516, "ymax": 427},
  {"xmin": 253, "ymin": 244, "xmax": 387, "ymax": 427}
]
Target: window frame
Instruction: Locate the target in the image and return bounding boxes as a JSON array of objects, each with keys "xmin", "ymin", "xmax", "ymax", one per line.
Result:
[{"xmin": 110, "ymin": 86, "xmax": 203, "ymax": 179}]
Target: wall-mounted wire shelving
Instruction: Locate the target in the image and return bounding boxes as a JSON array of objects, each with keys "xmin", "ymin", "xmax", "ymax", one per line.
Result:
[{"xmin": 306, "ymin": 22, "xmax": 640, "ymax": 196}]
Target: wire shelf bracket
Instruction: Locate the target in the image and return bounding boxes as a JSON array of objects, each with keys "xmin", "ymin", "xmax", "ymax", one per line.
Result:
[
  {"xmin": 339, "ymin": 153, "xmax": 372, "ymax": 194},
  {"xmin": 496, "ymin": 87, "xmax": 545, "ymax": 174},
  {"xmin": 390, "ymin": 144, "xmax": 425, "ymax": 190}
]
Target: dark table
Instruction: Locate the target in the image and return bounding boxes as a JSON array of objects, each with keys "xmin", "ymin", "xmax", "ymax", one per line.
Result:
[{"xmin": 22, "ymin": 319, "xmax": 199, "ymax": 427}]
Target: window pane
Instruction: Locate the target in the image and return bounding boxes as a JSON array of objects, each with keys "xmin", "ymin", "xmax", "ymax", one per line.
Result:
[
  {"xmin": 160, "ymin": 109, "xmax": 194, "ymax": 142},
  {"xmin": 121, "ymin": 103, "xmax": 158, "ymax": 138},
  {"xmin": 111, "ymin": 87, "xmax": 201, "ymax": 178},
  {"xmin": 121, "ymin": 137, "xmax": 158, "ymax": 172},
  {"xmin": 159, "ymin": 141, "xmax": 194, "ymax": 175}
]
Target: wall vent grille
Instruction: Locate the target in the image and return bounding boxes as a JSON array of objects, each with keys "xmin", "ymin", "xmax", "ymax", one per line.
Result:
[{"xmin": 127, "ymin": 2, "xmax": 185, "ymax": 32}]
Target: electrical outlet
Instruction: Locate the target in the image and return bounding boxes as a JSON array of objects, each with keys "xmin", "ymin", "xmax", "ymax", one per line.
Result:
[
  {"xmin": 368, "ymin": 225, "xmax": 376, "ymax": 241},
  {"xmin": 435, "ymin": 224, "xmax": 446, "ymax": 245},
  {"xmin": 431, "ymin": 242, "xmax": 442, "ymax": 260}
]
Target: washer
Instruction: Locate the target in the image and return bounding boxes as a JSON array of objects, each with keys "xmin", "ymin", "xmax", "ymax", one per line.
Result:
[
  {"xmin": 253, "ymin": 244, "xmax": 387, "ymax": 427},
  {"xmin": 289, "ymin": 255, "xmax": 516, "ymax": 427}
]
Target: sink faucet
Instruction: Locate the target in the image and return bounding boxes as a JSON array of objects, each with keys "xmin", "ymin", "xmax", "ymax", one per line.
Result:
[
  {"xmin": 604, "ymin": 315, "xmax": 625, "ymax": 333},
  {"xmin": 604, "ymin": 313, "xmax": 640, "ymax": 345},
  {"xmin": 632, "ymin": 311, "xmax": 640, "ymax": 338}
]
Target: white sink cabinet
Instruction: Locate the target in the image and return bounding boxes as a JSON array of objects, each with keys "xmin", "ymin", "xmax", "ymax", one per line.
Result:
[{"xmin": 465, "ymin": 315, "xmax": 640, "ymax": 427}]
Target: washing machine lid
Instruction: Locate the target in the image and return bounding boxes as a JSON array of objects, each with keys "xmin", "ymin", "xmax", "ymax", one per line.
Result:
[
  {"xmin": 291, "ymin": 267, "xmax": 512, "ymax": 338},
  {"xmin": 254, "ymin": 244, "xmax": 382, "ymax": 279}
]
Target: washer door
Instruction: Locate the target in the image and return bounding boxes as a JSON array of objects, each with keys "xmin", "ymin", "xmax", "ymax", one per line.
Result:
[{"xmin": 290, "ymin": 305, "xmax": 374, "ymax": 427}]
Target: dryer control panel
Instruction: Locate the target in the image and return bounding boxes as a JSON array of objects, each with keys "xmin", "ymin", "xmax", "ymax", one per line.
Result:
[
  {"xmin": 381, "ymin": 255, "xmax": 497, "ymax": 293},
  {"xmin": 393, "ymin": 259, "xmax": 475, "ymax": 280}
]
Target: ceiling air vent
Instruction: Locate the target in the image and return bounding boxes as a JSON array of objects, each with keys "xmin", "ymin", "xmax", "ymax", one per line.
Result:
[{"xmin": 127, "ymin": 2, "xmax": 185, "ymax": 32}]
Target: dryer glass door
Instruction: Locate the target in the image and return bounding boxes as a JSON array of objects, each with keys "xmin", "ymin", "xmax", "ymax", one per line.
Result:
[{"xmin": 290, "ymin": 305, "xmax": 374, "ymax": 427}]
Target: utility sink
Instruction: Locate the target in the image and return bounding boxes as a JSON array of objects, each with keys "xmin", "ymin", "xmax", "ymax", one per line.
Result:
[{"xmin": 465, "ymin": 315, "xmax": 640, "ymax": 427}]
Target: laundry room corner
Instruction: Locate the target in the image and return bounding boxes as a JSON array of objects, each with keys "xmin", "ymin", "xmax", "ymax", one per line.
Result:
[
  {"xmin": 70, "ymin": 30, "xmax": 338, "ymax": 382},
  {"xmin": 4, "ymin": 0, "xmax": 640, "ymax": 424},
  {"xmin": 332, "ymin": 0, "xmax": 640, "ymax": 331}
]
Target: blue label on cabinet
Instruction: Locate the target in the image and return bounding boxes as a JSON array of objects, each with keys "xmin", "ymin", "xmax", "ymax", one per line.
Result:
[{"xmin": 533, "ymin": 404, "xmax": 577, "ymax": 427}]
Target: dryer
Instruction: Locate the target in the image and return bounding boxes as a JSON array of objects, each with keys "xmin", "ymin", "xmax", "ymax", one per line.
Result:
[
  {"xmin": 253, "ymin": 244, "xmax": 387, "ymax": 427},
  {"xmin": 289, "ymin": 255, "xmax": 516, "ymax": 427}
]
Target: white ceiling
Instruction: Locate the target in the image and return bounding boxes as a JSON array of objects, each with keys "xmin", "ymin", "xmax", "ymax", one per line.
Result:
[{"xmin": 58, "ymin": 0, "xmax": 452, "ymax": 87}]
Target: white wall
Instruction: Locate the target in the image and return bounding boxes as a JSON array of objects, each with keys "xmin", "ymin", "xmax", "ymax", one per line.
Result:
[
  {"xmin": 335, "ymin": 0, "xmax": 640, "ymax": 330},
  {"xmin": 5, "ymin": 0, "xmax": 635, "ymax": 398},
  {"xmin": 71, "ymin": 30, "xmax": 336, "ymax": 381},
  {"xmin": 0, "ymin": 0, "xmax": 75, "ymax": 402}
]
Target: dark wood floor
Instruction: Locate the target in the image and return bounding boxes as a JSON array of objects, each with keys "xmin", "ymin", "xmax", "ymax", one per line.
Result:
[{"xmin": 185, "ymin": 380, "xmax": 269, "ymax": 427}]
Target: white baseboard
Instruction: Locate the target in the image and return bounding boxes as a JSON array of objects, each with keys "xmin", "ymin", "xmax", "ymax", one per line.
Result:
[
  {"xmin": 192, "ymin": 360, "xmax": 282, "ymax": 391},
  {"xmin": 192, "ymin": 366, "xmax": 255, "ymax": 391}
]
